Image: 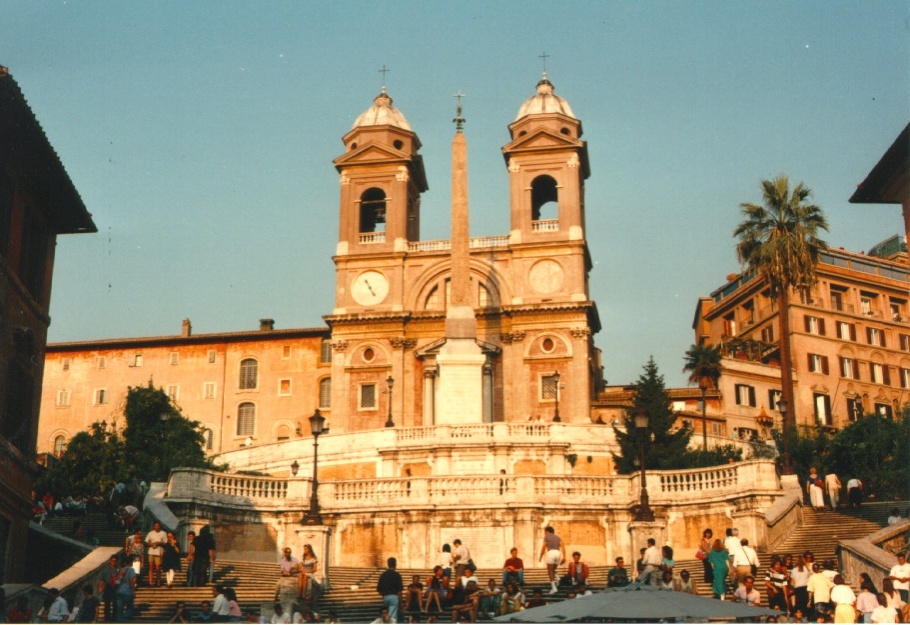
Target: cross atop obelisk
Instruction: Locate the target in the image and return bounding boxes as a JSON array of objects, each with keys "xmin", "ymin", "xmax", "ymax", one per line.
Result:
[{"xmin": 448, "ymin": 92, "xmax": 472, "ymax": 315}]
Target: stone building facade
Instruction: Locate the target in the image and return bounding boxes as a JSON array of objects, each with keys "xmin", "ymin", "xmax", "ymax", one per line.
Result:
[{"xmin": 0, "ymin": 66, "xmax": 96, "ymax": 582}]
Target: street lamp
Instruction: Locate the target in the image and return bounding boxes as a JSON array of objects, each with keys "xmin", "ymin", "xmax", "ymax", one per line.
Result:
[
  {"xmin": 384, "ymin": 375, "xmax": 395, "ymax": 428},
  {"xmin": 301, "ymin": 409, "xmax": 328, "ymax": 525},
  {"xmin": 777, "ymin": 398, "xmax": 791, "ymax": 474},
  {"xmin": 633, "ymin": 408, "xmax": 655, "ymax": 522},
  {"xmin": 290, "ymin": 460, "xmax": 299, "ymax": 476},
  {"xmin": 552, "ymin": 371, "xmax": 562, "ymax": 422}
]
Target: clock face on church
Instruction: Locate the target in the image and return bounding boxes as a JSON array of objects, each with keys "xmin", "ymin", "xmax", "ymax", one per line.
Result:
[{"xmin": 351, "ymin": 270, "xmax": 389, "ymax": 306}]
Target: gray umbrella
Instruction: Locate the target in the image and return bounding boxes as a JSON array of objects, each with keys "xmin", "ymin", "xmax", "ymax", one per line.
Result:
[{"xmin": 494, "ymin": 584, "xmax": 785, "ymax": 622}]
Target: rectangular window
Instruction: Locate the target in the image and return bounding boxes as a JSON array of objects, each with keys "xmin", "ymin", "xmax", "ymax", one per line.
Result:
[
  {"xmin": 56, "ymin": 389, "xmax": 70, "ymax": 407},
  {"xmin": 866, "ymin": 327, "xmax": 885, "ymax": 347},
  {"xmin": 541, "ymin": 374, "xmax": 559, "ymax": 400},
  {"xmin": 166, "ymin": 385, "xmax": 179, "ymax": 401},
  {"xmin": 360, "ymin": 384, "xmax": 377, "ymax": 409},
  {"xmin": 768, "ymin": 389, "xmax": 782, "ymax": 411},
  {"xmin": 279, "ymin": 379, "xmax": 292, "ymax": 396},
  {"xmin": 839, "ymin": 357, "xmax": 857, "ymax": 379},
  {"xmin": 94, "ymin": 389, "xmax": 108, "ymax": 405},
  {"xmin": 203, "ymin": 382, "xmax": 217, "ymax": 400},
  {"xmin": 846, "ymin": 397, "xmax": 863, "ymax": 422},
  {"xmin": 62, "ymin": 358, "xmax": 71, "ymax": 371},
  {"xmin": 207, "ymin": 350, "xmax": 217, "ymax": 363},
  {"xmin": 891, "ymin": 299, "xmax": 905, "ymax": 322},
  {"xmin": 860, "ymin": 294, "xmax": 874, "ymax": 316},
  {"xmin": 319, "ymin": 378, "xmax": 332, "ymax": 408},
  {"xmin": 282, "ymin": 346, "xmax": 291, "ymax": 359},
  {"xmin": 97, "ymin": 356, "xmax": 106, "ymax": 369},
  {"xmin": 170, "ymin": 352, "xmax": 179, "ymax": 366},
  {"xmin": 723, "ymin": 314, "xmax": 736, "ymax": 336},
  {"xmin": 874, "ymin": 403, "xmax": 893, "ymax": 419},
  {"xmin": 808, "ymin": 354, "xmax": 829, "ymax": 374},
  {"xmin": 320, "ymin": 339, "xmax": 333, "ymax": 364},
  {"xmin": 900, "ymin": 334, "xmax": 910, "ymax": 352},
  {"xmin": 760, "ymin": 325, "xmax": 774, "ymax": 344},
  {"xmin": 804, "ymin": 316, "xmax": 825, "ymax": 335},
  {"xmin": 735, "ymin": 384, "xmax": 756, "ymax": 407},
  {"xmin": 710, "ymin": 422, "xmax": 723, "ymax": 436},
  {"xmin": 869, "ymin": 363, "xmax": 891, "ymax": 386},
  {"xmin": 830, "ymin": 288, "xmax": 846, "ymax": 312},
  {"xmin": 901, "ymin": 368, "xmax": 910, "ymax": 389},
  {"xmin": 814, "ymin": 393, "xmax": 832, "ymax": 426},
  {"xmin": 132, "ymin": 354, "xmax": 143, "ymax": 367},
  {"xmin": 837, "ymin": 321, "xmax": 856, "ymax": 341}
]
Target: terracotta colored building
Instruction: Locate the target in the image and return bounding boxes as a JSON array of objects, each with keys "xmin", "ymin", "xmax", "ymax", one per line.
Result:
[
  {"xmin": 692, "ymin": 123, "xmax": 910, "ymax": 434},
  {"xmin": 0, "ymin": 66, "xmax": 96, "ymax": 582}
]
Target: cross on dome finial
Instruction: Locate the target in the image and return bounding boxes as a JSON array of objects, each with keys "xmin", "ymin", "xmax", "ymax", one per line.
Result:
[
  {"xmin": 453, "ymin": 91, "xmax": 466, "ymax": 132},
  {"xmin": 379, "ymin": 65, "xmax": 390, "ymax": 93},
  {"xmin": 539, "ymin": 51, "xmax": 550, "ymax": 76}
]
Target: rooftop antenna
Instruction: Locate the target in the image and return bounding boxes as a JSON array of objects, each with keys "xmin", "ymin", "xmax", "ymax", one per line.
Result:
[{"xmin": 453, "ymin": 91, "xmax": 466, "ymax": 132}]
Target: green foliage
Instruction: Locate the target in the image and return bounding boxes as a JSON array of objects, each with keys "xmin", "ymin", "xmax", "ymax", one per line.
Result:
[
  {"xmin": 37, "ymin": 383, "xmax": 216, "ymax": 496},
  {"xmin": 682, "ymin": 344, "xmax": 722, "ymax": 388},
  {"xmin": 614, "ymin": 358, "xmax": 693, "ymax": 473},
  {"xmin": 733, "ymin": 176, "xmax": 829, "ymax": 298},
  {"xmin": 36, "ymin": 422, "xmax": 126, "ymax": 496},
  {"xmin": 684, "ymin": 444, "xmax": 744, "ymax": 468},
  {"xmin": 825, "ymin": 411, "xmax": 909, "ymax": 501},
  {"xmin": 123, "ymin": 382, "xmax": 210, "ymax": 481}
]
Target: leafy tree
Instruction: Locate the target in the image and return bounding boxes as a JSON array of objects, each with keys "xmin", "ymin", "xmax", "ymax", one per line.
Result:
[
  {"xmin": 734, "ymin": 176, "xmax": 828, "ymax": 470},
  {"xmin": 37, "ymin": 383, "xmax": 215, "ymax": 497},
  {"xmin": 682, "ymin": 343, "xmax": 722, "ymax": 450},
  {"xmin": 825, "ymin": 411, "xmax": 909, "ymax": 501},
  {"xmin": 35, "ymin": 422, "xmax": 126, "ymax": 497},
  {"xmin": 123, "ymin": 382, "xmax": 210, "ymax": 481},
  {"xmin": 614, "ymin": 358, "xmax": 692, "ymax": 473}
]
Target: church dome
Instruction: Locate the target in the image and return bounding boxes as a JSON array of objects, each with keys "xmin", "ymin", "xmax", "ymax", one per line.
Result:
[
  {"xmin": 514, "ymin": 73, "xmax": 576, "ymax": 121},
  {"xmin": 352, "ymin": 88, "xmax": 412, "ymax": 131}
]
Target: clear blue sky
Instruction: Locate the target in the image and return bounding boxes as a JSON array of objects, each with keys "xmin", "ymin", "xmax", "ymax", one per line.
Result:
[{"xmin": 3, "ymin": 1, "xmax": 907, "ymax": 388}]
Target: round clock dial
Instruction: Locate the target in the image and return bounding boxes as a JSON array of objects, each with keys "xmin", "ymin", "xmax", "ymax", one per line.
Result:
[
  {"xmin": 351, "ymin": 270, "xmax": 389, "ymax": 306},
  {"xmin": 529, "ymin": 259, "xmax": 565, "ymax": 294}
]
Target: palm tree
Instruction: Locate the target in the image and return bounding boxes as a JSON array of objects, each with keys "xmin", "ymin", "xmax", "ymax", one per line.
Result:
[
  {"xmin": 683, "ymin": 344, "xmax": 722, "ymax": 450},
  {"xmin": 734, "ymin": 176, "xmax": 828, "ymax": 472}
]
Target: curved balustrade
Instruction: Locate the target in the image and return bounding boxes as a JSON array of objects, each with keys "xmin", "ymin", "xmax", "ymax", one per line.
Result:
[
  {"xmin": 212, "ymin": 474, "xmax": 289, "ymax": 500},
  {"xmin": 170, "ymin": 460, "xmax": 778, "ymax": 513}
]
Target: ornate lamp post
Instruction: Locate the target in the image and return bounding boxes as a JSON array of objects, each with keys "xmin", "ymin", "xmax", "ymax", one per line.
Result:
[
  {"xmin": 301, "ymin": 409, "xmax": 327, "ymax": 525},
  {"xmin": 384, "ymin": 375, "xmax": 395, "ymax": 428},
  {"xmin": 633, "ymin": 408, "xmax": 655, "ymax": 522},
  {"xmin": 777, "ymin": 398, "xmax": 791, "ymax": 474},
  {"xmin": 552, "ymin": 371, "xmax": 562, "ymax": 422},
  {"xmin": 290, "ymin": 460, "xmax": 299, "ymax": 476}
]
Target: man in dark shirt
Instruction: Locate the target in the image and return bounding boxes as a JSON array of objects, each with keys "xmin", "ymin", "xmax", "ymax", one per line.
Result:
[
  {"xmin": 98, "ymin": 555, "xmax": 120, "ymax": 621},
  {"xmin": 75, "ymin": 584, "xmax": 100, "ymax": 623},
  {"xmin": 607, "ymin": 556, "xmax": 630, "ymax": 588},
  {"xmin": 376, "ymin": 557, "xmax": 403, "ymax": 623}
]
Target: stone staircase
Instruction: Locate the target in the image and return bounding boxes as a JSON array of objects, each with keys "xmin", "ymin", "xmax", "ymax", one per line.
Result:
[{"xmin": 41, "ymin": 510, "xmax": 126, "ymax": 548}]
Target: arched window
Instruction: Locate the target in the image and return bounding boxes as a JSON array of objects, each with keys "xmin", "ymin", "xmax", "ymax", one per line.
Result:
[
  {"xmin": 531, "ymin": 175, "xmax": 558, "ymax": 222},
  {"xmin": 237, "ymin": 403, "xmax": 256, "ymax": 436},
  {"xmin": 239, "ymin": 358, "xmax": 258, "ymax": 389},
  {"xmin": 203, "ymin": 428, "xmax": 214, "ymax": 451},
  {"xmin": 360, "ymin": 188, "xmax": 387, "ymax": 233},
  {"xmin": 319, "ymin": 378, "xmax": 332, "ymax": 408},
  {"xmin": 53, "ymin": 435, "xmax": 67, "ymax": 457}
]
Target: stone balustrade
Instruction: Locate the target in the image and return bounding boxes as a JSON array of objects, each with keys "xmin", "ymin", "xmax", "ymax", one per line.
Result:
[{"xmin": 168, "ymin": 459, "xmax": 778, "ymax": 513}]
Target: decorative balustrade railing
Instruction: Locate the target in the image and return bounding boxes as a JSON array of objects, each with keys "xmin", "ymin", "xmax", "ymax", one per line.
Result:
[
  {"xmin": 406, "ymin": 236, "xmax": 510, "ymax": 254},
  {"xmin": 359, "ymin": 232, "xmax": 386, "ymax": 244},
  {"xmin": 531, "ymin": 219, "xmax": 559, "ymax": 232},
  {"xmin": 395, "ymin": 423, "xmax": 552, "ymax": 444},
  {"xmin": 169, "ymin": 460, "xmax": 778, "ymax": 512}
]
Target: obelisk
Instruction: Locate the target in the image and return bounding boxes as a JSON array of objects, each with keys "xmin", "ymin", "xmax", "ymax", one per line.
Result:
[{"xmin": 434, "ymin": 94, "xmax": 485, "ymax": 425}]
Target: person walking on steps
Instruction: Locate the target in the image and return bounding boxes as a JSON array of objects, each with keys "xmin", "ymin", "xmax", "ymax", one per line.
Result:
[{"xmin": 539, "ymin": 526, "xmax": 566, "ymax": 595}]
